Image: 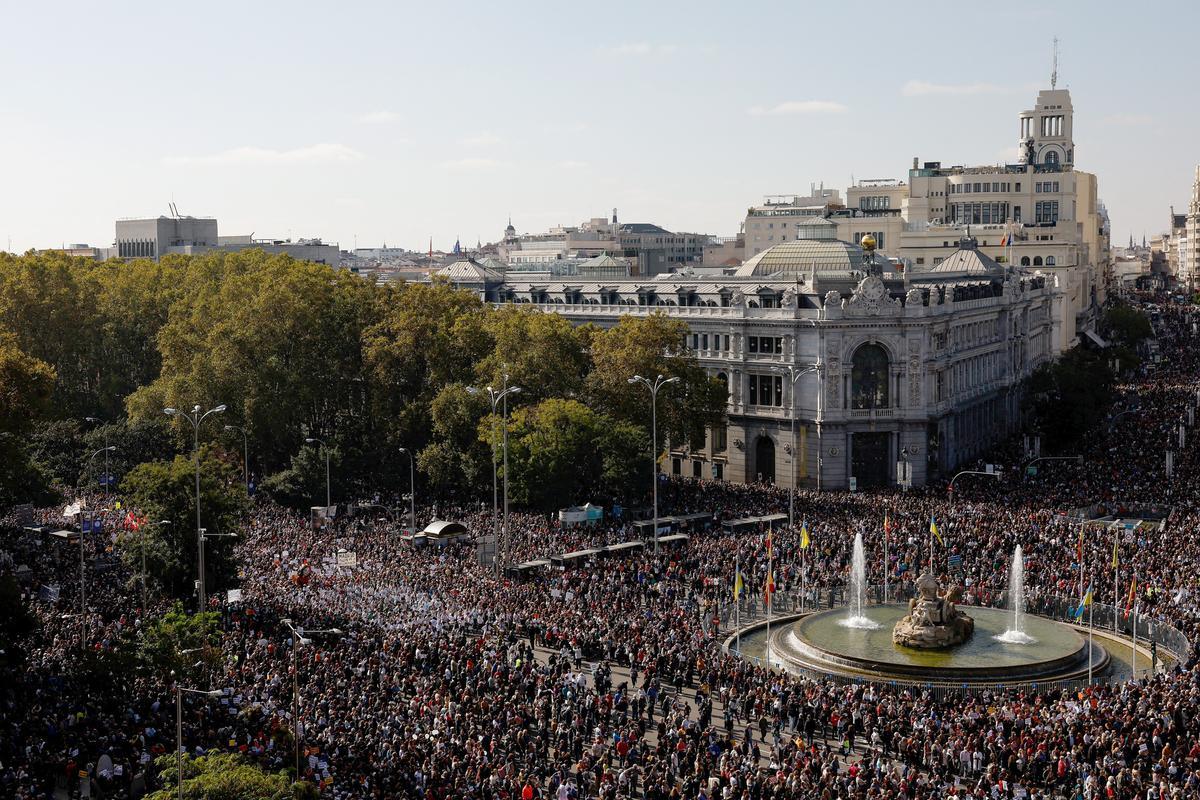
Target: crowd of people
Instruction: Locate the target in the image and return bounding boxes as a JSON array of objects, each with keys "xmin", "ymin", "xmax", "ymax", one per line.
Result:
[{"xmin": 2, "ymin": 294, "xmax": 1199, "ymax": 799}]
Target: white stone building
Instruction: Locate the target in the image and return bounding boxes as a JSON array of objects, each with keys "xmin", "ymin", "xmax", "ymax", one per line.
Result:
[{"xmin": 435, "ymin": 221, "xmax": 1057, "ymax": 491}]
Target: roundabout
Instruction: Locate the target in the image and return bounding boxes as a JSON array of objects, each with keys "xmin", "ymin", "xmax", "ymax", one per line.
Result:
[{"xmin": 766, "ymin": 603, "xmax": 1109, "ymax": 686}]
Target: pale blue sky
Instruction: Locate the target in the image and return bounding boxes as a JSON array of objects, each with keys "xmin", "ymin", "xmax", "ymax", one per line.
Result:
[{"xmin": 2, "ymin": 0, "xmax": 1195, "ymax": 253}]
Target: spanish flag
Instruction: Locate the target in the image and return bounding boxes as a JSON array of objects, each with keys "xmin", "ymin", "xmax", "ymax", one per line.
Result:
[
  {"xmin": 1077, "ymin": 526, "xmax": 1084, "ymax": 565},
  {"xmin": 1123, "ymin": 575, "xmax": 1137, "ymax": 619},
  {"xmin": 800, "ymin": 521, "xmax": 810, "ymax": 550},
  {"xmin": 733, "ymin": 568, "xmax": 744, "ymax": 601},
  {"xmin": 930, "ymin": 516, "xmax": 943, "ymax": 546},
  {"xmin": 764, "ymin": 570, "xmax": 776, "ymax": 605},
  {"xmin": 1112, "ymin": 539, "xmax": 1119, "ymax": 570}
]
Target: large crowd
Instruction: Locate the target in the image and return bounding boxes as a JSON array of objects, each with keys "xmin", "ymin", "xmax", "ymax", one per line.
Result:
[{"xmin": 2, "ymin": 295, "xmax": 1200, "ymax": 799}]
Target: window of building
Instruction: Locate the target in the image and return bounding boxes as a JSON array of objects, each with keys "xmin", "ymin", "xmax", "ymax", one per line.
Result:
[
  {"xmin": 748, "ymin": 337, "xmax": 758, "ymax": 354},
  {"xmin": 713, "ymin": 424, "xmax": 727, "ymax": 453},
  {"xmin": 1045, "ymin": 255, "xmax": 1056, "ymax": 266},
  {"xmin": 1020, "ymin": 256, "xmax": 1031, "ymax": 266},
  {"xmin": 851, "ymin": 344, "xmax": 889, "ymax": 410},
  {"xmin": 1015, "ymin": 182, "xmax": 1021, "ymax": 192},
  {"xmin": 1033, "ymin": 256, "xmax": 1043, "ymax": 266}
]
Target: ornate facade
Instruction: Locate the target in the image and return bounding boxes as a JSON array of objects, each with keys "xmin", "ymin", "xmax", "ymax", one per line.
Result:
[{"xmin": 435, "ymin": 230, "xmax": 1056, "ymax": 490}]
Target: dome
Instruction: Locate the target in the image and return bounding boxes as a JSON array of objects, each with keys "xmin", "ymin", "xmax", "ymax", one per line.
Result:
[{"xmin": 735, "ymin": 237, "xmax": 866, "ymax": 278}]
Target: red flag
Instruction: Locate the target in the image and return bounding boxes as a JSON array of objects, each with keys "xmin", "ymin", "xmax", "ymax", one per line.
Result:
[{"xmin": 763, "ymin": 570, "xmax": 776, "ymax": 605}]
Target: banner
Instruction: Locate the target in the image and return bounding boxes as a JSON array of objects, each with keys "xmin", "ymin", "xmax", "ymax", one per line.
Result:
[{"xmin": 336, "ymin": 549, "xmax": 358, "ymax": 568}]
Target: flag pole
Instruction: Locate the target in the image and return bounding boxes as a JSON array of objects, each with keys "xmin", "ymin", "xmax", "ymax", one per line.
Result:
[
  {"xmin": 1078, "ymin": 521, "xmax": 1085, "ymax": 620},
  {"xmin": 1131, "ymin": 574, "xmax": 1137, "ymax": 679},
  {"xmin": 1088, "ymin": 577, "xmax": 1094, "ymax": 685},
  {"xmin": 883, "ymin": 513, "xmax": 890, "ymax": 604},
  {"xmin": 800, "ymin": 532, "xmax": 806, "ymax": 613},
  {"xmin": 766, "ymin": 519, "xmax": 773, "ymax": 665},
  {"xmin": 735, "ymin": 554, "xmax": 741, "ymax": 655},
  {"xmin": 1112, "ymin": 525, "xmax": 1119, "ymax": 637}
]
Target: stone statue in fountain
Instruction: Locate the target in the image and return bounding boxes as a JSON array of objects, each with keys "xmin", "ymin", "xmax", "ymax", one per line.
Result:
[{"xmin": 893, "ymin": 572, "xmax": 975, "ymax": 649}]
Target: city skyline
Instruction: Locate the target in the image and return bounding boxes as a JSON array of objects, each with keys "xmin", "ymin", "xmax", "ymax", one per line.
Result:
[{"xmin": 2, "ymin": 0, "xmax": 1195, "ymax": 253}]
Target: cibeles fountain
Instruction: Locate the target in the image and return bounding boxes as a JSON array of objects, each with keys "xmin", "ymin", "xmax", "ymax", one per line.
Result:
[
  {"xmin": 892, "ymin": 572, "xmax": 975, "ymax": 648},
  {"xmin": 754, "ymin": 546, "xmax": 1110, "ymax": 688}
]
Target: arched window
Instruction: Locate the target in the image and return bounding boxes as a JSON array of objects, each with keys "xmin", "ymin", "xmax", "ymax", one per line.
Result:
[
  {"xmin": 851, "ymin": 344, "xmax": 889, "ymax": 410},
  {"xmin": 1033, "ymin": 256, "xmax": 1043, "ymax": 266},
  {"xmin": 1020, "ymin": 256, "xmax": 1031, "ymax": 266},
  {"xmin": 1043, "ymin": 150, "xmax": 1059, "ymax": 166},
  {"xmin": 716, "ymin": 372, "xmax": 729, "ymax": 401},
  {"xmin": 1045, "ymin": 256, "xmax": 1056, "ymax": 266}
]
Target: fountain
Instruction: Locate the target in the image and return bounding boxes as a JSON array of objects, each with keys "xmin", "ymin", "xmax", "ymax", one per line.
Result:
[
  {"xmin": 841, "ymin": 532, "xmax": 880, "ymax": 629},
  {"xmin": 892, "ymin": 572, "xmax": 974, "ymax": 648},
  {"xmin": 995, "ymin": 545, "xmax": 1037, "ymax": 644}
]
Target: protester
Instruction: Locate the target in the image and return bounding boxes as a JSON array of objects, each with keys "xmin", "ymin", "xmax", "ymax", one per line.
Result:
[{"xmin": 2, "ymin": 293, "xmax": 1198, "ymax": 799}]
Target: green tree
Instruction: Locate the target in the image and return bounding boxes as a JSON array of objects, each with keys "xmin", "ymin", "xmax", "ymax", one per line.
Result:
[
  {"xmin": 120, "ymin": 447, "xmax": 248, "ymax": 599},
  {"xmin": 1025, "ymin": 347, "xmax": 1115, "ymax": 450},
  {"xmin": 585, "ymin": 314, "xmax": 727, "ymax": 449},
  {"xmin": 477, "ymin": 306, "xmax": 589, "ymax": 401},
  {"xmin": 139, "ymin": 603, "xmax": 223, "ymax": 683},
  {"xmin": 495, "ymin": 399, "xmax": 604, "ymax": 510},
  {"xmin": 0, "ymin": 573, "xmax": 36, "ymax": 668},
  {"xmin": 126, "ymin": 251, "xmax": 380, "ymax": 492},
  {"xmin": 0, "ymin": 252, "xmax": 100, "ymax": 417},
  {"xmin": 148, "ymin": 752, "xmax": 317, "ymax": 800},
  {"xmin": 0, "ymin": 332, "xmax": 58, "ymax": 508},
  {"xmin": 1102, "ymin": 304, "xmax": 1153, "ymax": 347},
  {"xmin": 485, "ymin": 398, "xmax": 651, "ymax": 509}
]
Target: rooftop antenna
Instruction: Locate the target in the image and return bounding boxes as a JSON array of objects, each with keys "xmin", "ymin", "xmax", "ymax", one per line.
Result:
[{"xmin": 1050, "ymin": 37, "xmax": 1059, "ymax": 89}]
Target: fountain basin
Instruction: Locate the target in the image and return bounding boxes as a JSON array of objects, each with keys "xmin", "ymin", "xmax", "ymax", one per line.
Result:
[{"xmin": 770, "ymin": 604, "xmax": 1108, "ymax": 686}]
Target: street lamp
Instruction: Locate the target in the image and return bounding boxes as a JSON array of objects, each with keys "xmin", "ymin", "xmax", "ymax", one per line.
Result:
[
  {"xmin": 772, "ymin": 364, "xmax": 820, "ymax": 530},
  {"xmin": 78, "ymin": 445, "xmax": 115, "ymax": 652},
  {"xmin": 164, "ymin": 404, "xmax": 226, "ymax": 610},
  {"xmin": 175, "ymin": 684, "xmax": 224, "ymax": 800},
  {"xmin": 223, "ymin": 424, "xmax": 249, "ymax": 493},
  {"xmin": 281, "ymin": 619, "xmax": 343, "ymax": 779},
  {"xmin": 398, "ymin": 447, "xmax": 416, "ymax": 535},
  {"xmin": 84, "ymin": 417, "xmax": 111, "ymax": 496},
  {"xmin": 304, "ymin": 437, "xmax": 331, "ymax": 509},
  {"xmin": 628, "ymin": 374, "xmax": 679, "ymax": 554},
  {"xmin": 467, "ymin": 383, "xmax": 522, "ymax": 575}
]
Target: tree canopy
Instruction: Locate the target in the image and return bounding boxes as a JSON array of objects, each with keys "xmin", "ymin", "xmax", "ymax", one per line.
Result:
[{"xmin": 0, "ymin": 250, "xmax": 727, "ymax": 513}]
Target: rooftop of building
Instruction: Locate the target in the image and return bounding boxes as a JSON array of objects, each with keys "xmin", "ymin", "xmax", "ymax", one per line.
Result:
[{"xmin": 734, "ymin": 217, "xmax": 868, "ymax": 279}]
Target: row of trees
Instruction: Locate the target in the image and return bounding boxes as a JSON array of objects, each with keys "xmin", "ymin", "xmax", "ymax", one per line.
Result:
[{"xmin": 0, "ymin": 249, "xmax": 726, "ymax": 512}]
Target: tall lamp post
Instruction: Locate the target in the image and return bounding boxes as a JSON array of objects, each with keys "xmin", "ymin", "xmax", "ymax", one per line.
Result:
[
  {"xmin": 223, "ymin": 424, "xmax": 249, "ymax": 493},
  {"xmin": 164, "ymin": 404, "xmax": 226, "ymax": 610},
  {"xmin": 175, "ymin": 685, "xmax": 224, "ymax": 800},
  {"xmin": 79, "ymin": 445, "xmax": 115, "ymax": 652},
  {"xmin": 398, "ymin": 447, "xmax": 416, "ymax": 534},
  {"xmin": 774, "ymin": 364, "xmax": 820, "ymax": 530},
  {"xmin": 281, "ymin": 619, "xmax": 342, "ymax": 779},
  {"xmin": 84, "ymin": 417, "xmax": 111, "ymax": 496},
  {"xmin": 467, "ymin": 382, "xmax": 522, "ymax": 575},
  {"xmin": 628, "ymin": 374, "xmax": 679, "ymax": 554},
  {"xmin": 304, "ymin": 437, "xmax": 331, "ymax": 509}
]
